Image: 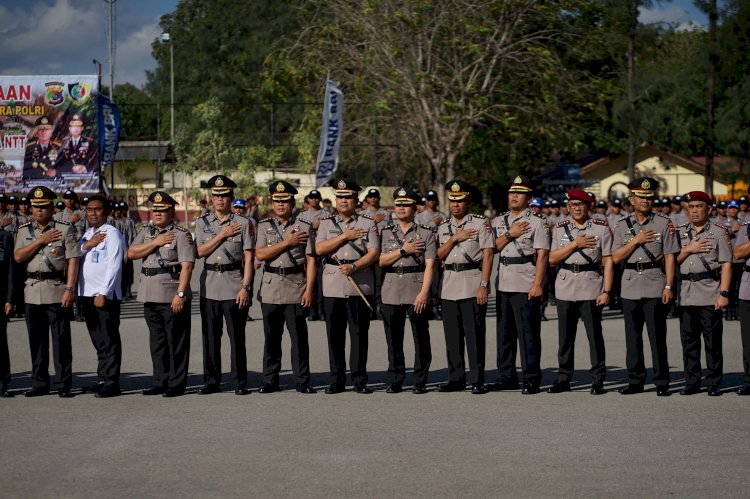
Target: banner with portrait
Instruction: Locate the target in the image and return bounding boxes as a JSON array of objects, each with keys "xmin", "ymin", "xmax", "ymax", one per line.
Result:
[{"xmin": 0, "ymin": 75, "xmax": 100, "ymax": 193}]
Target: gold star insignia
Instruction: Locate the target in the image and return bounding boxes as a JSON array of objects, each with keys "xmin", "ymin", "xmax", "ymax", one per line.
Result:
[
  {"xmin": 338, "ymin": 179, "xmax": 346, "ymax": 189},
  {"xmin": 216, "ymin": 177, "xmax": 224, "ymax": 187},
  {"xmin": 642, "ymin": 179, "xmax": 651, "ymax": 189},
  {"xmin": 451, "ymin": 182, "xmax": 460, "ymax": 192}
]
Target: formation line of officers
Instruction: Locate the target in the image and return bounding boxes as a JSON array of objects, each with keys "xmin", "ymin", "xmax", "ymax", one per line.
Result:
[{"xmin": 2, "ymin": 174, "xmax": 750, "ymax": 399}]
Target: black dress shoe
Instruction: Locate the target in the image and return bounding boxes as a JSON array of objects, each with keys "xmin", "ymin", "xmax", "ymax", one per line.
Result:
[
  {"xmin": 81, "ymin": 382, "xmax": 104, "ymax": 394},
  {"xmin": 679, "ymin": 385, "xmax": 701, "ymax": 396},
  {"xmin": 197, "ymin": 384, "xmax": 221, "ymax": 395},
  {"xmin": 707, "ymin": 385, "xmax": 722, "ymax": 397},
  {"xmin": 235, "ymin": 387, "xmax": 251, "ymax": 395},
  {"xmin": 354, "ymin": 384, "xmax": 372, "ymax": 394},
  {"xmin": 95, "ymin": 385, "xmax": 121, "ymax": 398},
  {"xmin": 471, "ymin": 384, "xmax": 488, "ymax": 395},
  {"xmin": 438, "ymin": 383, "xmax": 465, "ymax": 392},
  {"xmin": 24, "ymin": 387, "xmax": 49, "ymax": 397},
  {"xmin": 590, "ymin": 383, "xmax": 606, "ymax": 395},
  {"xmin": 522, "ymin": 383, "xmax": 540, "ymax": 395},
  {"xmin": 258, "ymin": 383, "xmax": 279, "ymax": 394},
  {"xmin": 547, "ymin": 381, "xmax": 571, "ymax": 394},
  {"xmin": 656, "ymin": 387, "xmax": 671, "ymax": 397},
  {"xmin": 162, "ymin": 388, "xmax": 185, "ymax": 398},
  {"xmin": 487, "ymin": 381, "xmax": 520, "ymax": 392},
  {"xmin": 385, "ymin": 384, "xmax": 403, "ymax": 394},
  {"xmin": 1, "ymin": 387, "xmax": 14, "ymax": 398},
  {"xmin": 295, "ymin": 384, "xmax": 317, "ymax": 394},
  {"xmin": 325, "ymin": 383, "xmax": 345, "ymax": 394},
  {"xmin": 412, "ymin": 385, "xmax": 428, "ymax": 394},
  {"xmin": 142, "ymin": 386, "xmax": 167, "ymax": 396},
  {"xmin": 618, "ymin": 384, "xmax": 644, "ymax": 395},
  {"xmin": 58, "ymin": 389, "xmax": 74, "ymax": 398},
  {"xmin": 736, "ymin": 385, "xmax": 750, "ymax": 396}
]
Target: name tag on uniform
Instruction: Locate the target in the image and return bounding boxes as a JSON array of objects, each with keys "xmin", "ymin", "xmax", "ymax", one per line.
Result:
[
  {"xmin": 560, "ymin": 236, "xmax": 570, "ymax": 243},
  {"xmin": 654, "ymin": 233, "xmax": 662, "ymax": 242}
]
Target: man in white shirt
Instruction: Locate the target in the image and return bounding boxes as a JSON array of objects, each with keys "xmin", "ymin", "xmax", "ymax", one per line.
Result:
[{"xmin": 78, "ymin": 195, "xmax": 125, "ymax": 398}]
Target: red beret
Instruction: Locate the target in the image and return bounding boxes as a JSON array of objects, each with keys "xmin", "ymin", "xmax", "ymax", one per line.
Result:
[
  {"xmin": 684, "ymin": 191, "xmax": 712, "ymax": 204},
  {"xmin": 566, "ymin": 189, "xmax": 594, "ymax": 204}
]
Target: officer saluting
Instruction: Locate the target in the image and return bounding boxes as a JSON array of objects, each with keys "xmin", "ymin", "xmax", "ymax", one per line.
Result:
[
  {"xmin": 128, "ymin": 192, "xmax": 195, "ymax": 397},
  {"xmin": 14, "ymin": 187, "xmax": 81, "ymax": 397},
  {"xmin": 675, "ymin": 191, "xmax": 732, "ymax": 396},
  {"xmin": 379, "ymin": 186, "xmax": 436, "ymax": 394},
  {"xmin": 255, "ymin": 180, "xmax": 317, "ymax": 394},
  {"xmin": 548, "ymin": 190, "xmax": 613, "ymax": 395},
  {"xmin": 612, "ymin": 177, "xmax": 679, "ymax": 396},
  {"xmin": 315, "ymin": 179, "xmax": 380, "ymax": 394},
  {"xmin": 195, "ymin": 175, "xmax": 255, "ymax": 395}
]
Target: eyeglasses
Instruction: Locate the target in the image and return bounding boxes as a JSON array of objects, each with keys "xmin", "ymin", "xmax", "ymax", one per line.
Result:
[{"xmin": 568, "ymin": 202, "xmax": 587, "ymax": 209}]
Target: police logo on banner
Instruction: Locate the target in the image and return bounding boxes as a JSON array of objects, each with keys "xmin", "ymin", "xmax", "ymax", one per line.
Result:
[
  {"xmin": 68, "ymin": 82, "xmax": 92, "ymax": 104},
  {"xmin": 44, "ymin": 82, "xmax": 65, "ymax": 106}
]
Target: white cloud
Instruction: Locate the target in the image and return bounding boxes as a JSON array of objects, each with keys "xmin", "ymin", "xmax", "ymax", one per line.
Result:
[
  {"xmin": 113, "ymin": 19, "xmax": 161, "ymax": 88},
  {"xmin": 639, "ymin": 5, "xmax": 705, "ymax": 29}
]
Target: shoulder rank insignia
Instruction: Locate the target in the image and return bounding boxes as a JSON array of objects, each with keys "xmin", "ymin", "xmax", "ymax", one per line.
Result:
[
  {"xmin": 555, "ymin": 220, "xmax": 571, "ymax": 228},
  {"xmin": 592, "ymin": 218, "xmax": 608, "ymax": 226}
]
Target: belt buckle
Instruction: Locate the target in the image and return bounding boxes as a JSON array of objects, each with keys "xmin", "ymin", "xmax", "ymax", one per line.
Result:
[
  {"xmin": 279, "ymin": 267, "xmax": 288, "ymax": 276},
  {"xmin": 690, "ymin": 273, "xmax": 699, "ymax": 282},
  {"xmin": 635, "ymin": 261, "xmax": 644, "ymax": 273},
  {"xmin": 216, "ymin": 265, "xmax": 223, "ymax": 274},
  {"xmin": 31, "ymin": 271, "xmax": 42, "ymax": 280},
  {"xmin": 449, "ymin": 263, "xmax": 458, "ymax": 272},
  {"xmin": 571, "ymin": 263, "xmax": 580, "ymax": 274},
  {"xmin": 500, "ymin": 257, "xmax": 508, "ymax": 266},
  {"xmin": 396, "ymin": 266, "xmax": 406, "ymax": 276}
]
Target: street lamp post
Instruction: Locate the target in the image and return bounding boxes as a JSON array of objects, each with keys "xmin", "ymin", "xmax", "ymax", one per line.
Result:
[{"xmin": 160, "ymin": 33, "xmax": 175, "ymax": 145}]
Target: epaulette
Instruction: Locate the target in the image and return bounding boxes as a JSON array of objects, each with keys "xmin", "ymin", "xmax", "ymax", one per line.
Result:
[
  {"xmin": 711, "ymin": 223, "xmax": 729, "ymax": 233},
  {"xmin": 677, "ymin": 222, "xmax": 689, "ymax": 228},
  {"xmin": 655, "ymin": 212, "xmax": 671, "ymax": 220},
  {"xmin": 297, "ymin": 218, "xmax": 311, "ymax": 225},
  {"xmin": 533, "ymin": 212, "xmax": 546, "ymax": 220},
  {"xmin": 555, "ymin": 219, "xmax": 571, "ymax": 228},
  {"xmin": 323, "ymin": 214, "xmax": 336, "ymax": 220},
  {"xmin": 418, "ymin": 224, "xmax": 433, "ymax": 231},
  {"xmin": 141, "ymin": 223, "xmax": 151, "ymax": 229},
  {"xmin": 173, "ymin": 225, "xmax": 187, "ymax": 232},
  {"xmin": 359, "ymin": 213, "xmax": 374, "ymax": 220},
  {"xmin": 383, "ymin": 224, "xmax": 395, "ymax": 231},
  {"xmin": 259, "ymin": 217, "xmax": 273, "ymax": 224},
  {"xmin": 438, "ymin": 219, "xmax": 451, "ymax": 226},
  {"xmin": 472, "ymin": 214, "xmax": 486, "ymax": 219},
  {"xmin": 18, "ymin": 221, "xmax": 31, "ymax": 229},
  {"xmin": 592, "ymin": 218, "xmax": 608, "ymax": 226},
  {"xmin": 53, "ymin": 220, "xmax": 71, "ymax": 225}
]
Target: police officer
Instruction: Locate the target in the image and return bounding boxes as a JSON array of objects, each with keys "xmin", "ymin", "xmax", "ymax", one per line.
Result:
[
  {"xmin": 548, "ymin": 190, "xmax": 613, "ymax": 394},
  {"xmin": 14, "ymin": 187, "xmax": 81, "ymax": 397},
  {"xmin": 436, "ymin": 180, "xmax": 493, "ymax": 394},
  {"xmin": 379, "ymin": 187, "xmax": 436, "ymax": 394},
  {"xmin": 255, "ymin": 180, "xmax": 316, "ymax": 394},
  {"xmin": 675, "ymin": 191, "xmax": 732, "ymax": 396},
  {"xmin": 315, "ymin": 179, "xmax": 380, "ymax": 394},
  {"xmin": 195, "ymin": 175, "xmax": 255, "ymax": 395},
  {"xmin": 129, "ymin": 192, "xmax": 195, "ymax": 397},
  {"xmin": 415, "ymin": 190, "xmax": 447, "ymax": 228},
  {"xmin": 612, "ymin": 177, "xmax": 679, "ymax": 396},
  {"xmin": 115, "ymin": 201, "xmax": 137, "ymax": 299},
  {"xmin": 0, "ymin": 194, "xmax": 20, "ymax": 235},
  {"xmin": 55, "ymin": 114, "xmax": 98, "ymax": 175},
  {"xmin": 491, "ymin": 176, "xmax": 550, "ymax": 394},
  {"xmin": 23, "ymin": 116, "xmax": 60, "ymax": 180},
  {"xmin": 0, "ymin": 228, "xmax": 14, "ymax": 397},
  {"xmin": 54, "ymin": 190, "xmax": 84, "ymax": 227},
  {"xmin": 734, "ymin": 214, "xmax": 750, "ymax": 395},
  {"xmin": 231, "ymin": 198, "xmax": 248, "ymax": 217},
  {"xmin": 299, "ymin": 189, "xmax": 328, "ymax": 321}
]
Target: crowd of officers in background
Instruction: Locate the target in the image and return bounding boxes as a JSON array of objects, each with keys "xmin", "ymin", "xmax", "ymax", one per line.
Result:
[{"xmin": 1, "ymin": 174, "xmax": 750, "ymax": 400}]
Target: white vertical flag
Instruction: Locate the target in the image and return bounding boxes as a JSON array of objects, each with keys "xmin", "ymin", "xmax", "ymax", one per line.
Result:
[{"xmin": 315, "ymin": 79, "xmax": 344, "ymax": 188}]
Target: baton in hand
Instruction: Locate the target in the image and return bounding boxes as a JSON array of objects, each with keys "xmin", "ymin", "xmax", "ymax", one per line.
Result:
[{"xmin": 332, "ymin": 255, "xmax": 373, "ymax": 312}]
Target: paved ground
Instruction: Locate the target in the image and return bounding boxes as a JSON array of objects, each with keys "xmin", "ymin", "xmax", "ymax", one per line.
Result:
[{"xmin": 1, "ymin": 261, "xmax": 749, "ymax": 498}]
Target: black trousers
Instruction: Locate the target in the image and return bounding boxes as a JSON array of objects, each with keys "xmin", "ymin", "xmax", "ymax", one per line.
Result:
[
  {"xmin": 79, "ymin": 297, "xmax": 122, "ymax": 388},
  {"xmin": 0, "ymin": 316, "xmax": 9, "ymax": 386},
  {"xmin": 555, "ymin": 299, "xmax": 606, "ymax": 383},
  {"xmin": 202, "ymin": 298, "xmax": 248, "ymax": 388},
  {"xmin": 144, "ymin": 302, "xmax": 191, "ymax": 391},
  {"xmin": 741, "ymin": 300, "xmax": 750, "ymax": 385},
  {"xmin": 382, "ymin": 303, "xmax": 432, "ymax": 386},
  {"xmin": 323, "ymin": 296, "xmax": 371, "ymax": 385},
  {"xmin": 25, "ymin": 304, "xmax": 72, "ymax": 390},
  {"xmin": 622, "ymin": 298, "xmax": 670, "ymax": 387},
  {"xmin": 679, "ymin": 305, "xmax": 723, "ymax": 387},
  {"xmin": 442, "ymin": 298, "xmax": 487, "ymax": 385},
  {"xmin": 261, "ymin": 302, "xmax": 311, "ymax": 385},
  {"xmin": 496, "ymin": 292, "xmax": 542, "ymax": 386}
]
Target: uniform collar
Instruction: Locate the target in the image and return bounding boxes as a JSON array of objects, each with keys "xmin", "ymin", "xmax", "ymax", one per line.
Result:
[
  {"xmin": 394, "ymin": 222, "xmax": 416, "ymax": 236},
  {"xmin": 451, "ymin": 214, "xmax": 471, "ymax": 227}
]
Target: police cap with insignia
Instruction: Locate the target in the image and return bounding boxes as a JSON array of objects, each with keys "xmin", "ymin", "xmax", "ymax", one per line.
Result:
[
  {"xmin": 366, "ymin": 188, "xmax": 380, "ymax": 199},
  {"xmin": 550, "ymin": 199, "xmax": 559, "ymax": 207},
  {"xmin": 587, "ymin": 192, "xmax": 597, "ymax": 202},
  {"xmin": 508, "ymin": 175, "xmax": 533, "ymax": 194},
  {"xmin": 628, "ymin": 177, "xmax": 658, "ymax": 199},
  {"xmin": 718, "ymin": 201, "xmax": 727, "ymax": 209},
  {"xmin": 307, "ymin": 189, "xmax": 322, "ymax": 200},
  {"xmin": 684, "ymin": 191, "xmax": 712, "ymax": 205},
  {"xmin": 35, "ymin": 116, "xmax": 53, "ymax": 130},
  {"xmin": 392, "ymin": 186, "xmax": 419, "ymax": 206},
  {"xmin": 417, "ymin": 196, "xmax": 426, "ymax": 206},
  {"xmin": 148, "ymin": 191, "xmax": 178, "ymax": 211},
  {"xmin": 425, "ymin": 190, "xmax": 439, "ymax": 201},
  {"xmin": 0, "ymin": 193, "xmax": 6, "ymax": 203},
  {"xmin": 333, "ymin": 178, "xmax": 361, "ymax": 197},
  {"xmin": 20, "ymin": 197, "xmax": 30, "ymax": 206},
  {"xmin": 728, "ymin": 199, "xmax": 740, "ymax": 209},
  {"xmin": 740, "ymin": 195, "xmax": 749, "ymax": 205},
  {"xmin": 445, "ymin": 180, "xmax": 473, "ymax": 201},
  {"xmin": 62, "ymin": 189, "xmax": 78, "ymax": 200},
  {"xmin": 543, "ymin": 200, "xmax": 551, "ymax": 208},
  {"xmin": 232, "ymin": 198, "xmax": 246, "ymax": 208},
  {"xmin": 566, "ymin": 189, "xmax": 595, "ymax": 204},
  {"xmin": 269, "ymin": 180, "xmax": 297, "ymax": 201},
  {"xmin": 653, "ymin": 199, "xmax": 662, "ymax": 208},
  {"xmin": 671, "ymin": 195, "xmax": 682, "ymax": 205},
  {"xmin": 55, "ymin": 201, "xmax": 64, "ymax": 210},
  {"xmin": 28, "ymin": 186, "xmax": 56, "ymax": 207},
  {"xmin": 69, "ymin": 114, "xmax": 84, "ymax": 126},
  {"xmin": 529, "ymin": 197, "xmax": 542, "ymax": 207},
  {"xmin": 8, "ymin": 196, "xmax": 17, "ymax": 206},
  {"xmin": 206, "ymin": 175, "xmax": 237, "ymax": 196},
  {"xmin": 611, "ymin": 199, "xmax": 622, "ymax": 207}
]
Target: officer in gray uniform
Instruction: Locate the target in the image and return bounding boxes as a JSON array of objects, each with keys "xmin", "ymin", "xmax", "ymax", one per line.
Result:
[
  {"xmin": 316, "ymin": 179, "xmax": 380, "ymax": 394},
  {"xmin": 436, "ymin": 180, "xmax": 493, "ymax": 394},
  {"xmin": 612, "ymin": 177, "xmax": 679, "ymax": 396},
  {"xmin": 299, "ymin": 189, "xmax": 328, "ymax": 321},
  {"xmin": 380, "ymin": 186, "xmax": 436, "ymax": 394},
  {"xmin": 414, "ymin": 190, "xmax": 447, "ymax": 228},
  {"xmin": 14, "ymin": 186, "xmax": 81, "ymax": 397},
  {"xmin": 195, "ymin": 175, "xmax": 255, "ymax": 395},
  {"xmin": 255, "ymin": 180, "xmax": 317, "ymax": 394},
  {"xmin": 548, "ymin": 189, "xmax": 613, "ymax": 395},
  {"xmin": 491, "ymin": 175, "xmax": 550, "ymax": 394},
  {"xmin": 734, "ymin": 216, "xmax": 750, "ymax": 395},
  {"xmin": 0, "ymin": 194, "xmax": 20, "ymax": 235},
  {"xmin": 54, "ymin": 190, "xmax": 84, "ymax": 230},
  {"xmin": 129, "ymin": 192, "xmax": 195, "ymax": 397},
  {"xmin": 361, "ymin": 188, "xmax": 390, "ymax": 317},
  {"xmin": 675, "ymin": 191, "xmax": 732, "ymax": 396}
]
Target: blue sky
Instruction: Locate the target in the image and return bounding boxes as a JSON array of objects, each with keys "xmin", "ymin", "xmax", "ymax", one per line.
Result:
[{"xmin": 0, "ymin": 0, "xmax": 711, "ymax": 89}]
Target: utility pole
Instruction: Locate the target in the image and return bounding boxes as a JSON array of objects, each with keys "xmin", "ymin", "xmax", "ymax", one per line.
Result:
[
  {"xmin": 626, "ymin": 0, "xmax": 638, "ymax": 183},
  {"xmin": 705, "ymin": 0, "xmax": 717, "ymax": 196}
]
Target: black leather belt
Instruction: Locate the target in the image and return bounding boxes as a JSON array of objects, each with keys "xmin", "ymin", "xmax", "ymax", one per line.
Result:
[
  {"xmin": 324, "ymin": 257, "xmax": 357, "ymax": 265},
  {"xmin": 264, "ymin": 265, "xmax": 304, "ymax": 275},
  {"xmin": 625, "ymin": 260, "xmax": 663, "ymax": 272},
  {"xmin": 204, "ymin": 262, "xmax": 242, "ymax": 273},
  {"xmin": 444, "ymin": 261, "xmax": 481, "ymax": 272},
  {"xmin": 681, "ymin": 269, "xmax": 720, "ymax": 282},
  {"xmin": 561, "ymin": 263, "xmax": 601, "ymax": 273},
  {"xmin": 141, "ymin": 266, "xmax": 180, "ymax": 277},
  {"xmin": 498, "ymin": 255, "xmax": 535, "ymax": 266},
  {"xmin": 384, "ymin": 265, "xmax": 425, "ymax": 275},
  {"xmin": 27, "ymin": 270, "xmax": 64, "ymax": 281}
]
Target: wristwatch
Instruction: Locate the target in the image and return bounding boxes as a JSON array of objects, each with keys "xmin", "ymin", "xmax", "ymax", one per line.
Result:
[
  {"xmin": 177, "ymin": 291, "xmax": 185, "ymax": 299},
  {"xmin": 720, "ymin": 290, "xmax": 730, "ymax": 298},
  {"xmin": 399, "ymin": 248, "xmax": 407, "ymax": 256},
  {"xmin": 664, "ymin": 285, "xmax": 672, "ymax": 290},
  {"xmin": 479, "ymin": 281, "xmax": 489, "ymax": 288},
  {"xmin": 504, "ymin": 231, "xmax": 513, "ymax": 241},
  {"xmin": 351, "ymin": 263, "xmax": 358, "ymax": 273},
  {"xmin": 243, "ymin": 284, "xmax": 253, "ymax": 292}
]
